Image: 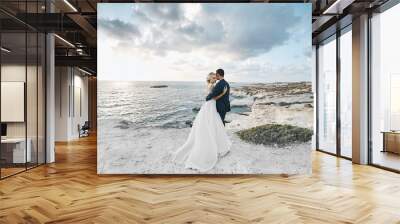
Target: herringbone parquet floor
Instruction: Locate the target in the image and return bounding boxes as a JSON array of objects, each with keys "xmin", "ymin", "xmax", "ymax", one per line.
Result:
[{"xmin": 1, "ymin": 135, "xmax": 400, "ymax": 224}]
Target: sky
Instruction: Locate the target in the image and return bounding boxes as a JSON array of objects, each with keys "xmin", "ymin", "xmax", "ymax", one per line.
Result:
[{"xmin": 98, "ymin": 3, "xmax": 311, "ymax": 83}]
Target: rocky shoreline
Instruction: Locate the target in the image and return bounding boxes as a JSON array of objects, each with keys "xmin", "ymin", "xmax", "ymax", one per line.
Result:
[{"xmin": 227, "ymin": 82, "xmax": 313, "ymax": 145}]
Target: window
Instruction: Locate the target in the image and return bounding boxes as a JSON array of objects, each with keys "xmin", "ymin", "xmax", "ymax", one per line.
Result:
[
  {"xmin": 370, "ymin": 3, "xmax": 400, "ymax": 171},
  {"xmin": 0, "ymin": 2, "xmax": 46, "ymax": 179},
  {"xmin": 339, "ymin": 27, "xmax": 352, "ymax": 158},
  {"xmin": 317, "ymin": 35, "xmax": 337, "ymax": 154}
]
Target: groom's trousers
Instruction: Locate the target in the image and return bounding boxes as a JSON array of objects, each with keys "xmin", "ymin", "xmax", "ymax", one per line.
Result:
[{"xmin": 218, "ymin": 111, "xmax": 226, "ymax": 126}]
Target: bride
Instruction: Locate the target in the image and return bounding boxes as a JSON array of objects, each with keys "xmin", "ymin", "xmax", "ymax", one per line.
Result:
[{"xmin": 174, "ymin": 72, "xmax": 231, "ymax": 172}]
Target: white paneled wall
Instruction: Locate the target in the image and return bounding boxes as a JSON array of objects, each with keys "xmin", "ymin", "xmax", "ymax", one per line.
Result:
[{"xmin": 55, "ymin": 67, "xmax": 89, "ymax": 141}]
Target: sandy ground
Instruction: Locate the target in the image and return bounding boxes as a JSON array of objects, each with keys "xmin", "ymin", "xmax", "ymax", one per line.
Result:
[{"xmin": 98, "ymin": 120, "xmax": 311, "ymax": 174}]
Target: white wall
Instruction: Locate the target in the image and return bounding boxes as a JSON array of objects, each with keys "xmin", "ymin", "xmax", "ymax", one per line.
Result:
[
  {"xmin": 71, "ymin": 73, "xmax": 89, "ymax": 138},
  {"xmin": 55, "ymin": 66, "xmax": 70, "ymax": 141},
  {"xmin": 1, "ymin": 82, "xmax": 25, "ymax": 122},
  {"xmin": 55, "ymin": 67, "xmax": 89, "ymax": 141}
]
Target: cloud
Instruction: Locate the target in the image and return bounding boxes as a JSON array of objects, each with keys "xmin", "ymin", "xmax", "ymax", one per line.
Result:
[
  {"xmin": 177, "ymin": 22, "xmax": 204, "ymax": 36},
  {"xmin": 224, "ymin": 59, "xmax": 311, "ymax": 82},
  {"xmin": 202, "ymin": 4, "xmax": 301, "ymax": 59},
  {"xmin": 135, "ymin": 4, "xmax": 185, "ymax": 22},
  {"xmin": 98, "ymin": 18, "xmax": 141, "ymax": 41},
  {"xmin": 98, "ymin": 4, "xmax": 311, "ymax": 82},
  {"xmin": 100, "ymin": 4, "xmax": 303, "ymax": 60}
]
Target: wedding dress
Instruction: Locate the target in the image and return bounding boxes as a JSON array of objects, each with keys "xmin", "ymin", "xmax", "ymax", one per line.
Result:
[{"xmin": 174, "ymin": 98, "xmax": 231, "ymax": 172}]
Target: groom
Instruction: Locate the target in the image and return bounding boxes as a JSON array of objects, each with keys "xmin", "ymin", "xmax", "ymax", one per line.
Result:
[{"xmin": 206, "ymin": 68, "xmax": 231, "ymax": 126}]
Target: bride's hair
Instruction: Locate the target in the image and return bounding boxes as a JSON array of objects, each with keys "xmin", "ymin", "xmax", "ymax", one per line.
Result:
[
  {"xmin": 206, "ymin": 72, "xmax": 216, "ymax": 84},
  {"xmin": 206, "ymin": 72, "xmax": 216, "ymax": 91}
]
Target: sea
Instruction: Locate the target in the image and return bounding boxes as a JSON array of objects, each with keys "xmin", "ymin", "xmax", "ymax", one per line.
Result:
[{"xmin": 98, "ymin": 81, "xmax": 249, "ymax": 129}]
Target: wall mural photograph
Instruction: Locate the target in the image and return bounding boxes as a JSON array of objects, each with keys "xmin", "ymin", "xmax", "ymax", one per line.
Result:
[{"xmin": 97, "ymin": 3, "xmax": 313, "ymax": 174}]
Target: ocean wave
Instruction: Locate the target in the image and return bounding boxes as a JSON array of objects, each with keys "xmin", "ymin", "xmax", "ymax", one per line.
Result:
[
  {"xmin": 231, "ymin": 96, "xmax": 254, "ymax": 107},
  {"xmin": 159, "ymin": 120, "xmax": 192, "ymax": 129},
  {"xmin": 113, "ymin": 120, "xmax": 134, "ymax": 129},
  {"xmin": 99, "ymin": 81, "xmax": 251, "ymax": 129}
]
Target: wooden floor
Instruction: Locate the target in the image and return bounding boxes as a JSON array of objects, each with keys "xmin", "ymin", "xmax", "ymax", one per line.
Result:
[
  {"xmin": 372, "ymin": 151, "xmax": 400, "ymax": 171},
  {"xmin": 1, "ymin": 135, "xmax": 400, "ymax": 224},
  {"xmin": 1, "ymin": 167, "xmax": 26, "ymax": 178}
]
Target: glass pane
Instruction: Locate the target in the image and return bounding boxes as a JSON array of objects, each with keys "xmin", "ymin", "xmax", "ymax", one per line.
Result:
[
  {"xmin": 38, "ymin": 33, "xmax": 45, "ymax": 165},
  {"xmin": 27, "ymin": 31, "xmax": 38, "ymax": 169},
  {"xmin": 312, "ymin": 45, "xmax": 317, "ymax": 150},
  {"xmin": 318, "ymin": 36, "xmax": 337, "ymax": 154},
  {"xmin": 1, "ymin": 31, "xmax": 27, "ymax": 177},
  {"xmin": 26, "ymin": 0, "xmax": 39, "ymax": 168},
  {"xmin": 371, "ymin": 5, "xmax": 400, "ymax": 171},
  {"xmin": 340, "ymin": 28, "xmax": 352, "ymax": 158}
]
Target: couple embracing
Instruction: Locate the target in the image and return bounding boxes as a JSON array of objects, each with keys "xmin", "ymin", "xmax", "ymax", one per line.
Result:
[{"xmin": 174, "ymin": 69, "xmax": 232, "ymax": 172}]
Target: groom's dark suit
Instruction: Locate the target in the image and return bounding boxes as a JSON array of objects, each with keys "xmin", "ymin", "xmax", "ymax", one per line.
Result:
[{"xmin": 206, "ymin": 79, "xmax": 230, "ymax": 125}]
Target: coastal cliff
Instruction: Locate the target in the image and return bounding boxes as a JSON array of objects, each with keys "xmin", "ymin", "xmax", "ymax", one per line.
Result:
[
  {"xmin": 228, "ymin": 82, "xmax": 313, "ymax": 130},
  {"xmin": 228, "ymin": 82, "xmax": 313, "ymax": 146}
]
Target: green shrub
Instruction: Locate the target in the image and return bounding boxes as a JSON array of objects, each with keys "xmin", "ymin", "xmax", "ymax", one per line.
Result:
[{"xmin": 236, "ymin": 124, "xmax": 312, "ymax": 146}]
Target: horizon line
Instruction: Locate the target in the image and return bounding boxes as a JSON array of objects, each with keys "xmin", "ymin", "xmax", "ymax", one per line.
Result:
[{"xmin": 97, "ymin": 80, "xmax": 312, "ymax": 83}]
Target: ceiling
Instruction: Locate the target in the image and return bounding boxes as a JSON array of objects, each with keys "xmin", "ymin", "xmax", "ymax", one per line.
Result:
[{"xmin": 0, "ymin": 0, "xmax": 392, "ymax": 75}]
